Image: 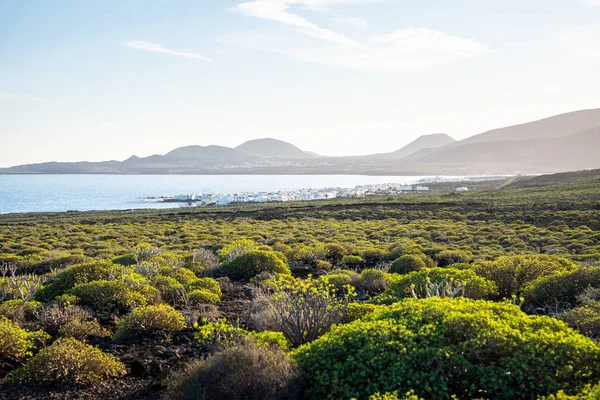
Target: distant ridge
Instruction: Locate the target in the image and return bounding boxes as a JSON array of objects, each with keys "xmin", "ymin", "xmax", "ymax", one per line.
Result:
[
  {"xmin": 374, "ymin": 133, "xmax": 456, "ymax": 160},
  {"xmin": 2, "ymin": 107, "xmax": 599, "ymax": 175},
  {"xmin": 458, "ymin": 108, "xmax": 600, "ymax": 145},
  {"xmin": 235, "ymin": 138, "xmax": 311, "ymax": 159}
]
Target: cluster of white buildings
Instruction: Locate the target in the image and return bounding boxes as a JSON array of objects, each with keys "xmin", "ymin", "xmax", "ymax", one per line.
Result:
[{"xmin": 147, "ymin": 183, "xmax": 432, "ymax": 207}]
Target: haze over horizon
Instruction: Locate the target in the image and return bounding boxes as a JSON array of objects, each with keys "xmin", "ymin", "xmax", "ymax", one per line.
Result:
[{"xmin": 1, "ymin": 0, "xmax": 600, "ymax": 167}]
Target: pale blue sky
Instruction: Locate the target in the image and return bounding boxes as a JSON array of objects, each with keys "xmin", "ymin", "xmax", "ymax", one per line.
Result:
[{"xmin": 1, "ymin": 0, "xmax": 599, "ymax": 166}]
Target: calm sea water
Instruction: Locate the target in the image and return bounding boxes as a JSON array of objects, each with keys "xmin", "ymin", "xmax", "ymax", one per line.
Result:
[{"xmin": 0, "ymin": 174, "xmax": 445, "ymax": 214}]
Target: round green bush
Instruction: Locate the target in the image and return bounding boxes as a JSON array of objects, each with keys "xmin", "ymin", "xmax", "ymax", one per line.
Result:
[
  {"xmin": 68, "ymin": 274, "xmax": 159, "ymax": 313},
  {"xmin": 35, "ymin": 260, "xmax": 131, "ymax": 302},
  {"xmin": 389, "ymin": 255, "xmax": 427, "ymax": 275},
  {"xmin": 319, "ymin": 270, "xmax": 359, "ymax": 293},
  {"xmin": 0, "ymin": 316, "xmax": 49, "ymax": 359},
  {"xmin": 114, "ymin": 304, "xmax": 185, "ymax": 341},
  {"xmin": 186, "ymin": 277, "xmax": 222, "ymax": 297},
  {"xmin": 293, "ymin": 298, "xmax": 600, "ymax": 400},
  {"xmin": 435, "ymin": 250, "xmax": 473, "ymax": 268},
  {"xmin": 6, "ymin": 337, "xmax": 125, "ymax": 383},
  {"xmin": 152, "ymin": 275, "xmax": 185, "ymax": 305},
  {"xmin": 523, "ymin": 267, "xmax": 600, "ymax": 312},
  {"xmin": 340, "ymin": 255, "xmax": 365, "ymax": 270},
  {"xmin": 375, "ymin": 267, "xmax": 497, "ymax": 304},
  {"xmin": 557, "ymin": 307, "xmax": 600, "ymax": 339},
  {"xmin": 165, "ymin": 341, "xmax": 300, "ymax": 400},
  {"xmin": 473, "ymin": 254, "xmax": 577, "ymax": 299},
  {"xmin": 188, "ymin": 289, "xmax": 221, "ymax": 305},
  {"xmin": 220, "ymin": 250, "xmax": 290, "ymax": 281}
]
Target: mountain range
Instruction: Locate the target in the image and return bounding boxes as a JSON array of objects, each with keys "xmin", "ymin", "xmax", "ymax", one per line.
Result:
[{"xmin": 3, "ymin": 108, "xmax": 600, "ymax": 175}]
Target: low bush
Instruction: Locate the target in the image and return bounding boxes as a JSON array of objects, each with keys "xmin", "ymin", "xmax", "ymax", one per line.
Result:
[
  {"xmin": 375, "ymin": 267, "xmax": 497, "ymax": 304},
  {"xmin": 152, "ymin": 275, "xmax": 185, "ymax": 305},
  {"xmin": 361, "ymin": 248, "xmax": 386, "ymax": 268},
  {"xmin": 36, "ymin": 304, "xmax": 109, "ymax": 340},
  {"xmin": 158, "ymin": 267, "xmax": 198, "ymax": 285},
  {"xmin": 218, "ymin": 239, "xmax": 258, "ymax": 263},
  {"xmin": 435, "ymin": 249, "xmax": 473, "ymax": 267},
  {"xmin": 319, "ymin": 270, "xmax": 359, "ymax": 293},
  {"xmin": 0, "ymin": 316, "xmax": 49, "ymax": 359},
  {"xmin": 523, "ymin": 267, "xmax": 600, "ymax": 312},
  {"xmin": 68, "ymin": 274, "xmax": 158, "ymax": 313},
  {"xmin": 165, "ymin": 341, "xmax": 301, "ymax": 400},
  {"xmin": 340, "ymin": 302, "xmax": 384, "ymax": 324},
  {"xmin": 353, "ymin": 269, "xmax": 389, "ymax": 294},
  {"xmin": 293, "ymin": 298, "xmax": 600, "ymax": 400},
  {"xmin": 220, "ymin": 250, "xmax": 290, "ymax": 281},
  {"xmin": 0, "ymin": 300, "xmax": 40, "ymax": 323},
  {"xmin": 340, "ymin": 255, "xmax": 365, "ymax": 269},
  {"xmin": 558, "ymin": 307, "xmax": 600, "ymax": 339},
  {"xmin": 114, "ymin": 304, "xmax": 185, "ymax": 341},
  {"xmin": 251, "ymin": 277, "xmax": 354, "ymax": 346},
  {"xmin": 389, "ymin": 255, "xmax": 427, "ymax": 275},
  {"xmin": 6, "ymin": 338, "xmax": 125, "ymax": 383},
  {"xmin": 186, "ymin": 278, "xmax": 222, "ymax": 297},
  {"xmin": 473, "ymin": 254, "xmax": 577, "ymax": 299},
  {"xmin": 188, "ymin": 289, "xmax": 220, "ymax": 305},
  {"xmin": 34, "ymin": 260, "xmax": 130, "ymax": 302}
]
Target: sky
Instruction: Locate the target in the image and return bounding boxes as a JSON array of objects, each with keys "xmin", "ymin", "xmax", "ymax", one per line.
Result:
[{"xmin": 1, "ymin": 0, "xmax": 599, "ymax": 167}]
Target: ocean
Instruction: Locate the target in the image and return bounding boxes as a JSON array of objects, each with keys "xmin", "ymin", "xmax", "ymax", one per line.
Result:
[{"xmin": 0, "ymin": 174, "xmax": 449, "ymax": 214}]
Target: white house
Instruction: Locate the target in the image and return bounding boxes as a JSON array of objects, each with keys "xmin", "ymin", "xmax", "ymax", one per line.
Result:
[
  {"xmin": 396, "ymin": 186, "xmax": 413, "ymax": 191},
  {"xmin": 415, "ymin": 186, "xmax": 430, "ymax": 191},
  {"xmin": 456, "ymin": 187, "xmax": 469, "ymax": 192}
]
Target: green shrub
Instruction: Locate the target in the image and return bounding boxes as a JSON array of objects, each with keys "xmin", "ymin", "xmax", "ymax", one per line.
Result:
[
  {"xmin": 385, "ymin": 242, "xmax": 423, "ymax": 261},
  {"xmin": 375, "ymin": 267, "xmax": 497, "ymax": 304},
  {"xmin": 152, "ymin": 275, "xmax": 185, "ymax": 305},
  {"xmin": 319, "ymin": 270, "xmax": 359, "ymax": 293},
  {"xmin": 220, "ymin": 250, "xmax": 290, "ymax": 281},
  {"xmin": 186, "ymin": 277, "xmax": 222, "ymax": 297},
  {"xmin": 114, "ymin": 304, "xmax": 185, "ymax": 341},
  {"xmin": 36, "ymin": 304, "xmax": 109, "ymax": 340},
  {"xmin": 0, "ymin": 316, "xmax": 49, "ymax": 359},
  {"xmin": 35, "ymin": 260, "xmax": 130, "ymax": 302},
  {"xmin": 165, "ymin": 341, "xmax": 301, "ymax": 400},
  {"xmin": 218, "ymin": 239, "xmax": 258, "ymax": 263},
  {"xmin": 158, "ymin": 267, "xmax": 198, "ymax": 285},
  {"xmin": 0, "ymin": 300, "xmax": 40, "ymax": 323},
  {"xmin": 353, "ymin": 269, "xmax": 389, "ymax": 294},
  {"xmin": 435, "ymin": 249, "xmax": 473, "ymax": 267},
  {"xmin": 362, "ymin": 248, "xmax": 386, "ymax": 268},
  {"xmin": 340, "ymin": 255, "xmax": 365, "ymax": 269},
  {"xmin": 473, "ymin": 255, "xmax": 577, "ymax": 299},
  {"xmin": 69, "ymin": 274, "xmax": 158, "ymax": 313},
  {"xmin": 389, "ymin": 255, "xmax": 427, "ymax": 275},
  {"xmin": 324, "ymin": 243, "xmax": 348, "ymax": 264},
  {"xmin": 250, "ymin": 331, "xmax": 290, "ymax": 349},
  {"xmin": 523, "ymin": 267, "xmax": 600, "ymax": 312},
  {"xmin": 6, "ymin": 338, "xmax": 125, "ymax": 383},
  {"xmin": 558, "ymin": 307, "xmax": 600, "ymax": 339},
  {"xmin": 188, "ymin": 289, "xmax": 221, "ymax": 305},
  {"xmin": 340, "ymin": 302, "xmax": 384, "ymax": 324},
  {"xmin": 293, "ymin": 298, "xmax": 600, "ymax": 400},
  {"xmin": 314, "ymin": 259, "xmax": 333, "ymax": 271}
]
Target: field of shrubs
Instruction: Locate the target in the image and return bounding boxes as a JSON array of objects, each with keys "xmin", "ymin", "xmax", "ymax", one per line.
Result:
[{"xmin": 1, "ymin": 172, "xmax": 600, "ymax": 399}]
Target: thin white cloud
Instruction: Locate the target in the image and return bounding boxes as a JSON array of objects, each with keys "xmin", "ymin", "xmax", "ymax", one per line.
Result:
[
  {"xmin": 123, "ymin": 40, "xmax": 211, "ymax": 61},
  {"xmin": 560, "ymin": 25, "xmax": 600, "ymax": 61},
  {"xmin": 229, "ymin": 1, "xmax": 358, "ymax": 45},
  {"xmin": 227, "ymin": 0, "xmax": 489, "ymax": 72},
  {"xmin": 578, "ymin": 0, "xmax": 600, "ymax": 4},
  {"xmin": 221, "ymin": 28, "xmax": 489, "ymax": 72}
]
